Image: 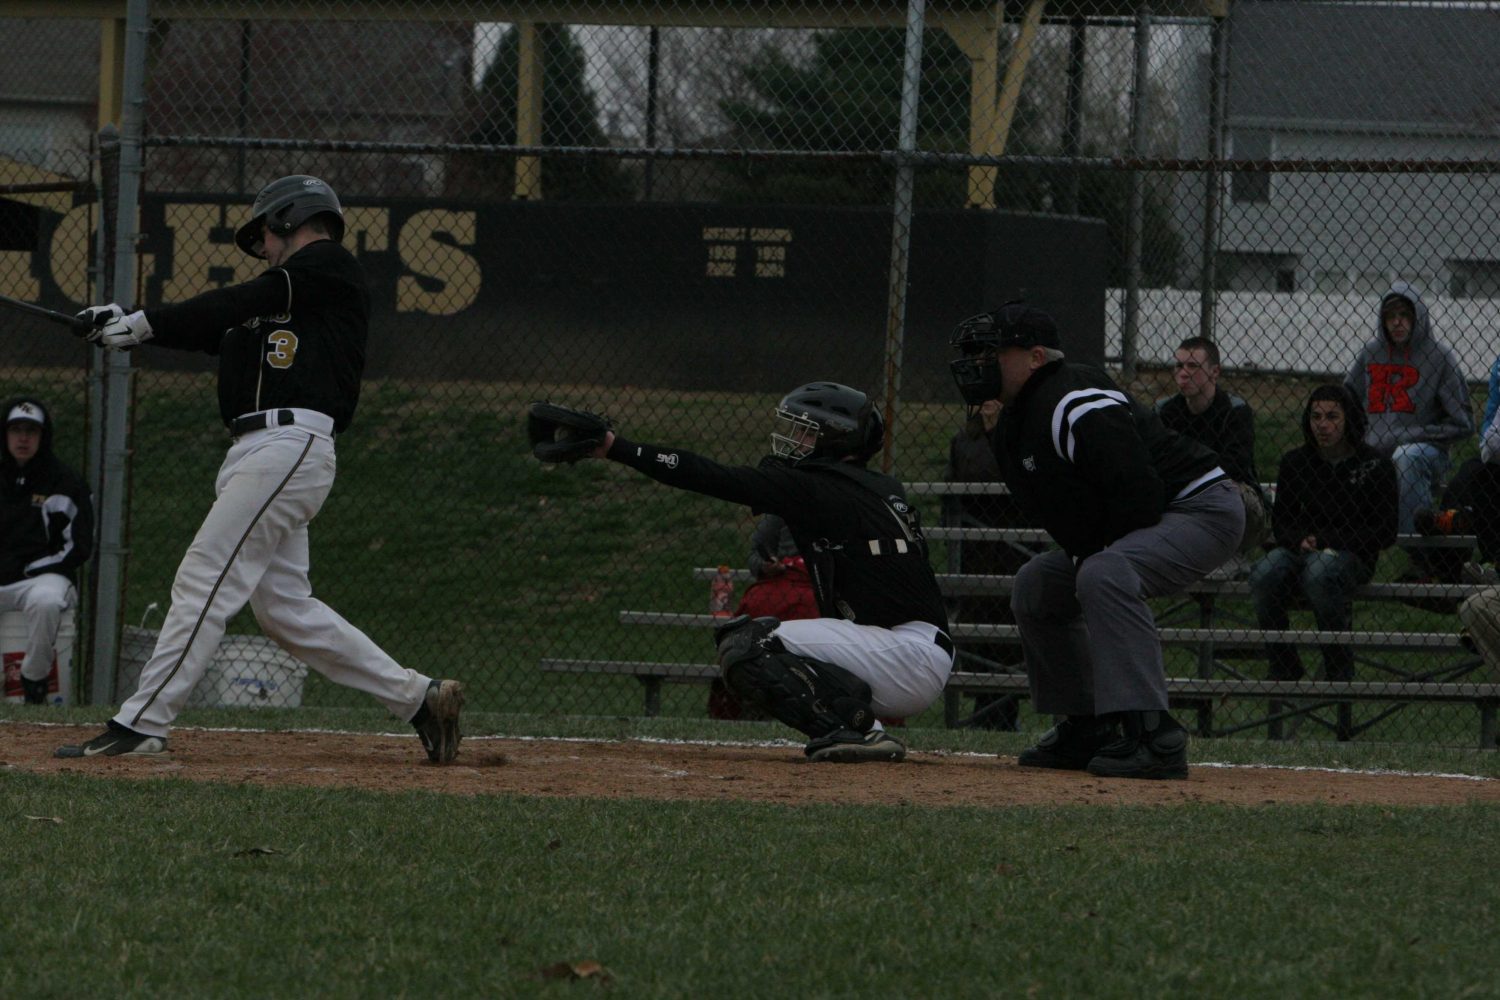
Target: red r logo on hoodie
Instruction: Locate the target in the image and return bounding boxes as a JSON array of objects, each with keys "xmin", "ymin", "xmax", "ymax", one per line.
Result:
[{"xmin": 1367, "ymin": 363, "xmax": 1418, "ymax": 413}]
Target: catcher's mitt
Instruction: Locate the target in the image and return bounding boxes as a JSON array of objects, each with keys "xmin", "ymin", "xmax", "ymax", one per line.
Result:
[{"xmin": 527, "ymin": 401, "xmax": 612, "ymax": 463}]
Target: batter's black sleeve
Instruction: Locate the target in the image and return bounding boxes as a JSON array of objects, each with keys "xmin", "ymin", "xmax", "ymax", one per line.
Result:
[{"xmin": 144, "ymin": 268, "xmax": 293, "ymax": 353}]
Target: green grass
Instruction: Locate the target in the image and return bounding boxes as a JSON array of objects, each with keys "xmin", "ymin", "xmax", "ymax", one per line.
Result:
[
  {"xmin": 4, "ymin": 366, "xmax": 1495, "ymax": 746},
  {"xmin": 2, "ymin": 766, "xmax": 1497, "ymax": 998}
]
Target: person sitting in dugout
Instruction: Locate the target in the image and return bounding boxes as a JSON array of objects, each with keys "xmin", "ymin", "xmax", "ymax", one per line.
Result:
[{"xmin": 529, "ymin": 382, "xmax": 953, "ymax": 763}]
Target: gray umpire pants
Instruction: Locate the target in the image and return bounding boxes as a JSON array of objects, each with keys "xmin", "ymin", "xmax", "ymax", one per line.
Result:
[{"xmin": 1010, "ymin": 479, "xmax": 1244, "ymax": 716}]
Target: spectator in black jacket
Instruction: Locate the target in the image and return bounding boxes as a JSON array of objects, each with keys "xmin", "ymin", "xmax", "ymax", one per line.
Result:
[
  {"xmin": 950, "ymin": 303, "xmax": 1243, "ymax": 780},
  {"xmin": 1155, "ymin": 336, "xmax": 1259, "ymax": 487},
  {"xmin": 0, "ymin": 397, "xmax": 93, "ymax": 704},
  {"xmin": 1249, "ymin": 385, "xmax": 1397, "ymax": 686}
]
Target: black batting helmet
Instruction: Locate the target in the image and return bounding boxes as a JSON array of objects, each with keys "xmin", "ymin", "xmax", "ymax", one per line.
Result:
[
  {"xmin": 771, "ymin": 381, "xmax": 884, "ymax": 464},
  {"xmin": 234, "ymin": 175, "xmax": 345, "ymax": 259}
]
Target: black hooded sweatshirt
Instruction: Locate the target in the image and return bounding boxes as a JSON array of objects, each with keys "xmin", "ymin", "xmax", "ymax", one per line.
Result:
[
  {"xmin": 1269, "ymin": 389, "xmax": 1397, "ymax": 570},
  {"xmin": 0, "ymin": 396, "xmax": 94, "ymax": 586}
]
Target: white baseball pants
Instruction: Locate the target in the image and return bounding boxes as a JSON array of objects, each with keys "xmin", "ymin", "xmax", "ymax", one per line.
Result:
[
  {"xmin": 772, "ymin": 617, "xmax": 953, "ymax": 719},
  {"xmin": 116, "ymin": 412, "xmax": 429, "ymax": 737},
  {"xmin": 0, "ymin": 573, "xmax": 74, "ymax": 682}
]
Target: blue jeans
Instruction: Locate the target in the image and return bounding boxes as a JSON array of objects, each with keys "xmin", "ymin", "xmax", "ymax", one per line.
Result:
[
  {"xmin": 1248, "ymin": 546, "xmax": 1373, "ymax": 682},
  {"xmin": 1392, "ymin": 442, "xmax": 1449, "ymax": 536}
]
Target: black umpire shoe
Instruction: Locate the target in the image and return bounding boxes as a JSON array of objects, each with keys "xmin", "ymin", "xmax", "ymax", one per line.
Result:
[
  {"xmin": 1085, "ymin": 711, "xmax": 1189, "ymax": 780},
  {"xmin": 411, "ymin": 678, "xmax": 465, "ymax": 764},
  {"xmin": 1017, "ymin": 715, "xmax": 1117, "ymax": 770},
  {"xmin": 805, "ymin": 728, "xmax": 906, "ymax": 763}
]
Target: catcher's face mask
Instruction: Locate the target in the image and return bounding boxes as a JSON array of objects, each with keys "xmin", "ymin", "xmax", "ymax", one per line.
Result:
[{"xmin": 770, "ymin": 408, "xmax": 821, "ymax": 460}]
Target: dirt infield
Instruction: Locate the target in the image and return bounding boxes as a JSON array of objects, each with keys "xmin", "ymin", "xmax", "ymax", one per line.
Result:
[{"xmin": 5, "ymin": 722, "xmax": 1498, "ymax": 807}]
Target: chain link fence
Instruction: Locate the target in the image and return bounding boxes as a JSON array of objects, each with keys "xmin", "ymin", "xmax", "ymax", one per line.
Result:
[{"xmin": 2, "ymin": 0, "xmax": 1498, "ymax": 747}]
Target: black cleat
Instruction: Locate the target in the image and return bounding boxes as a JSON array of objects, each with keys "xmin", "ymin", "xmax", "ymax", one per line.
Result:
[
  {"xmin": 55, "ymin": 720, "xmax": 168, "ymax": 759},
  {"xmin": 805, "ymin": 728, "xmax": 906, "ymax": 763},
  {"xmin": 411, "ymin": 679, "xmax": 465, "ymax": 764},
  {"xmin": 1017, "ymin": 716, "xmax": 1117, "ymax": 770},
  {"xmin": 22, "ymin": 677, "xmax": 48, "ymax": 705}
]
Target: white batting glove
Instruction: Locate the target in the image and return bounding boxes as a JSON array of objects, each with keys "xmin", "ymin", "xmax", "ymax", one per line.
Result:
[
  {"xmin": 75, "ymin": 304, "xmax": 124, "ymax": 344},
  {"xmin": 96, "ymin": 309, "xmax": 154, "ymax": 350}
]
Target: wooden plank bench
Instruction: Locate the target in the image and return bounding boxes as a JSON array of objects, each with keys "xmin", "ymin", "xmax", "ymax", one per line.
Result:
[{"xmin": 539, "ymin": 659, "xmax": 1500, "ymax": 747}]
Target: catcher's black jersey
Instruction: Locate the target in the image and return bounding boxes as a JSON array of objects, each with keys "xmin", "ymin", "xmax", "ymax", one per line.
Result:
[
  {"xmin": 607, "ymin": 438, "xmax": 948, "ymax": 631},
  {"xmin": 144, "ymin": 240, "xmax": 370, "ymax": 433}
]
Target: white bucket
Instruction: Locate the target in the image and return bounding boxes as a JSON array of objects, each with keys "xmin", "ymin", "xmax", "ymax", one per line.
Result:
[
  {"xmin": 116, "ymin": 621, "xmax": 307, "ymax": 710},
  {"xmin": 1, "ymin": 609, "xmax": 76, "ymax": 706},
  {"xmin": 209, "ymin": 635, "xmax": 307, "ymax": 708}
]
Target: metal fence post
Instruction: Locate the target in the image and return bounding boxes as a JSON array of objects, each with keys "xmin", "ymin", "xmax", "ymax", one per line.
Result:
[
  {"xmin": 88, "ymin": 0, "xmax": 150, "ymax": 705},
  {"xmin": 879, "ymin": 0, "xmax": 927, "ymax": 474},
  {"xmin": 1198, "ymin": 7, "xmax": 1230, "ymax": 342},
  {"xmin": 1122, "ymin": 2, "xmax": 1153, "ymax": 382}
]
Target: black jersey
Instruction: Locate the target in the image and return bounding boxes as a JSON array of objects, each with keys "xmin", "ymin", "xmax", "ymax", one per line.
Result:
[
  {"xmin": 998, "ymin": 360, "xmax": 1227, "ymax": 561},
  {"xmin": 607, "ymin": 437, "xmax": 949, "ymax": 631},
  {"xmin": 144, "ymin": 240, "xmax": 370, "ymax": 432}
]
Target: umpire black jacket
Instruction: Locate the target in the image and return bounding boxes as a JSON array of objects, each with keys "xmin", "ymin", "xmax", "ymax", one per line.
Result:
[
  {"xmin": 607, "ymin": 436, "xmax": 948, "ymax": 631},
  {"xmin": 0, "ymin": 396, "xmax": 94, "ymax": 587},
  {"xmin": 995, "ymin": 360, "xmax": 1226, "ymax": 562}
]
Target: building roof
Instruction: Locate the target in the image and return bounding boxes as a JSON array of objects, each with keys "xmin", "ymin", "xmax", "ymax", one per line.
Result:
[{"xmin": 1229, "ymin": 0, "xmax": 1500, "ymax": 135}]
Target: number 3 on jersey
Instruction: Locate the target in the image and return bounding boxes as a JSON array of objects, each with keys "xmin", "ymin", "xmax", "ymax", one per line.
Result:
[{"xmin": 266, "ymin": 329, "xmax": 299, "ymax": 369}]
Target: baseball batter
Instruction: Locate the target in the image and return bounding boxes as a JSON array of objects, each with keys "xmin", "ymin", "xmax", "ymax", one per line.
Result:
[
  {"xmin": 55, "ymin": 175, "xmax": 463, "ymax": 761},
  {"xmin": 530, "ymin": 383, "xmax": 953, "ymax": 762}
]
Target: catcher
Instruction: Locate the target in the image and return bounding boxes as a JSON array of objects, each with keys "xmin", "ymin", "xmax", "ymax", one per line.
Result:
[{"xmin": 528, "ymin": 384, "xmax": 953, "ymax": 762}]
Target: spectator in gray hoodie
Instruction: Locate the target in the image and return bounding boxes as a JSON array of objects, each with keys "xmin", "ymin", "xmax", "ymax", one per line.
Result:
[{"xmin": 1342, "ymin": 282, "xmax": 1472, "ymax": 561}]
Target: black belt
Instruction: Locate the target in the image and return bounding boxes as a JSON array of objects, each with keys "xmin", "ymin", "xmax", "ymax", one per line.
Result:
[
  {"xmin": 934, "ymin": 630, "xmax": 954, "ymax": 657},
  {"xmin": 230, "ymin": 409, "xmax": 294, "ymax": 437}
]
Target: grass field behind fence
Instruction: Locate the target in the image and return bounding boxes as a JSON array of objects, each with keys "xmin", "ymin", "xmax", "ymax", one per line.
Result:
[{"xmin": 3, "ymin": 366, "xmax": 1495, "ymax": 743}]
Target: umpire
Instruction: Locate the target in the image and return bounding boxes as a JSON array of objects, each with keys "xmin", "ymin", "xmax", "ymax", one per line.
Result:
[
  {"xmin": 56, "ymin": 175, "xmax": 463, "ymax": 762},
  {"xmin": 949, "ymin": 303, "xmax": 1243, "ymax": 779},
  {"xmin": 533, "ymin": 382, "xmax": 953, "ymax": 762}
]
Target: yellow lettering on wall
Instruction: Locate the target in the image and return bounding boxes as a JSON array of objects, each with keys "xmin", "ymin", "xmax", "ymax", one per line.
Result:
[
  {"xmin": 340, "ymin": 206, "xmax": 389, "ymax": 253},
  {"xmin": 160, "ymin": 203, "xmax": 247, "ymax": 302},
  {"xmin": 0, "ymin": 250, "xmax": 40, "ymax": 302},
  {"xmin": 48, "ymin": 204, "xmax": 94, "ymax": 304},
  {"xmin": 396, "ymin": 210, "xmax": 479, "ymax": 315}
]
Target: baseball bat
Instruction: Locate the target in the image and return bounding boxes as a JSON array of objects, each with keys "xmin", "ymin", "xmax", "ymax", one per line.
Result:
[{"xmin": 0, "ymin": 292, "xmax": 94, "ymax": 338}]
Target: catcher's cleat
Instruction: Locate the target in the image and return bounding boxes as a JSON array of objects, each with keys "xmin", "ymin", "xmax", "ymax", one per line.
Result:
[
  {"xmin": 804, "ymin": 728, "xmax": 906, "ymax": 763},
  {"xmin": 411, "ymin": 678, "xmax": 465, "ymax": 764},
  {"xmin": 1017, "ymin": 716, "xmax": 1116, "ymax": 770},
  {"xmin": 54, "ymin": 720, "xmax": 168, "ymax": 759},
  {"xmin": 1084, "ymin": 711, "xmax": 1188, "ymax": 780}
]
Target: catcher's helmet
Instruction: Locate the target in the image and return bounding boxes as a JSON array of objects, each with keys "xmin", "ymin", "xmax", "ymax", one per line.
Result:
[
  {"xmin": 234, "ymin": 175, "xmax": 345, "ymax": 259},
  {"xmin": 771, "ymin": 381, "xmax": 884, "ymax": 463},
  {"xmin": 948, "ymin": 300, "xmax": 1059, "ymax": 406}
]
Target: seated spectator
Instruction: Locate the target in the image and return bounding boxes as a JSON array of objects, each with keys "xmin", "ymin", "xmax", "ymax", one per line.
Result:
[
  {"xmin": 1155, "ymin": 335, "xmax": 1259, "ymax": 487},
  {"xmin": 0, "ymin": 397, "xmax": 93, "ymax": 704},
  {"xmin": 1249, "ymin": 385, "xmax": 1397, "ymax": 688},
  {"xmin": 706, "ymin": 514, "xmax": 814, "ymax": 720},
  {"xmin": 1417, "ymin": 401, "xmax": 1500, "ymax": 586},
  {"xmin": 1342, "ymin": 283, "xmax": 1472, "ymax": 574},
  {"xmin": 943, "ymin": 398, "xmax": 1026, "ymax": 731}
]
